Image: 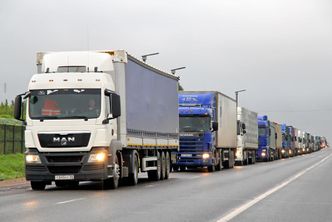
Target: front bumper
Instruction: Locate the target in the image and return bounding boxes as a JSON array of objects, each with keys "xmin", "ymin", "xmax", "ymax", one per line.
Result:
[
  {"xmin": 172, "ymin": 152, "xmax": 214, "ymax": 167},
  {"xmin": 25, "ymin": 150, "xmax": 113, "ymax": 182}
]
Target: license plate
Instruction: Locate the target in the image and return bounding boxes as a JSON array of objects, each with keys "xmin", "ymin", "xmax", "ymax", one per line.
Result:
[
  {"xmin": 55, "ymin": 175, "xmax": 74, "ymax": 180},
  {"xmin": 181, "ymin": 154, "xmax": 192, "ymax": 157}
]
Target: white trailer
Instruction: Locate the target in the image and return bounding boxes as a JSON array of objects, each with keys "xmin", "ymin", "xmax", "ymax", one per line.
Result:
[
  {"xmin": 236, "ymin": 107, "xmax": 258, "ymax": 165},
  {"xmin": 14, "ymin": 50, "xmax": 179, "ymax": 190}
]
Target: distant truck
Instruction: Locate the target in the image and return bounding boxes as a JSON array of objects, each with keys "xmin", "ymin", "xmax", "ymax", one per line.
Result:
[
  {"xmin": 281, "ymin": 124, "xmax": 291, "ymax": 158},
  {"xmin": 288, "ymin": 126, "xmax": 296, "ymax": 157},
  {"xmin": 174, "ymin": 91, "xmax": 237, "ymax": 172},
  {"xmin": 257, "ymin": 115, "xmax": 276, "ymax": 161},
  {"xmin": 272, "ymin": 122, "xmax": 282, "ymax": 160},
  {"xmin": 14, "ymin": 50, "xmax": 179, "ymax": 190},
  {"xmin": 236, "ymin": 107, "xmax": 258, "ymax": 165}
]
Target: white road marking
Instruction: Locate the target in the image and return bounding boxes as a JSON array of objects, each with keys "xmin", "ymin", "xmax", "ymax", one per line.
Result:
[
  {"xmin": 56, "ymin": 198, "xmax": 85, "ymax": 205},
  {"xmin": 216, "ymin": 153, "xmax": 332, "ymax": 222}
]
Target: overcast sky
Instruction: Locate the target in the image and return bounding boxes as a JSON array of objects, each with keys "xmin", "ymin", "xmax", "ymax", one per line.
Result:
[{"xmin": 0, "ymin": 0, "xmax": 331, "ymax": 140}]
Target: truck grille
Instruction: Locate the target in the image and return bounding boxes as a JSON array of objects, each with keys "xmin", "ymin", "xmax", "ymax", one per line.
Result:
[
  {"xmin": 48, "ymin": 166, "xmax": 81, "ymax": 174},
  {"xmin": 46, "ymin": 155, "xmax": 83, "ymax": 163},
  {"xmin": 180, "ymin": 136, "xmax": 204, "ymax": 152},
  {"xmin": 38, "ymin": 133, "xmax": 90, "ymax": 148}
]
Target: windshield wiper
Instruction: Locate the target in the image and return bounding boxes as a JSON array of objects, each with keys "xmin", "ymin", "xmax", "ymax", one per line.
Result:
[{"xmin": 60, "ymin": 116, "xmax": 89, "ymax": 121}]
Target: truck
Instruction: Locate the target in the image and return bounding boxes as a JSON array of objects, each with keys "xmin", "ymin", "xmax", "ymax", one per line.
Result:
[
  {"xmin": 296, "ymin": 129, "xmax": 304, "ymax": 155},
  {"xmin": 288, "ymin": 126, "xmax": 296, "ymax": 157},
  {"xmin": 281, "ymin": 124, "xmax": 291, "ymax": 158},
  {"xmin": 272, "ymin": 122, "xmax": 282, "ymax": 160},
  {"xmin": 14, "ymin": 50, "xmax": 179, "ymax": 190},
  {"xmin": 257, "ymin": 115, "xmax": 276, "ymax": 161},
  {"xmin": 304, "ymin": 132, "xmax": 311, "ymax": 153},
  {"xmin": 174, "ymin": 91, "xmax": 237, "ymax": 172},
  {"xmin": 236, "ymin": 107, "xmax": 258, "ymax": 165}
]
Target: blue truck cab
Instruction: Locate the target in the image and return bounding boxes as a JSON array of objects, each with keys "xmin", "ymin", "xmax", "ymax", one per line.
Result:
[
  {"xmin": 257, "ymin": 115, "xmax": 276, "ymax": 161},
  {"xmin": 281, "ymin": 124, "xmax": 291, "ymax": 158},
  {"xmin": 174, "ymin": 93, "xmax": 216, "ymax": 170}
]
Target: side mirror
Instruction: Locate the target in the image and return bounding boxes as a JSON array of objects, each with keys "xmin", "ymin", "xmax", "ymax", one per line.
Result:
[
  {"xmin": 111, "ymin": 93, "xmax": 121, "ymax": 119},
  {"xmin": 14, "ymin": 95, "xmax": 22, "ymax": 120},
  {"xmin": 243, "ymin": 129, "xmax": 246, "ymax": 134},
  {"xmin": 103, "ymin": 92, "xmax": 121, "ymax": 124},
  {"xmin": 242, "ymin": 123, "xmax": 246, "ymax": 130},
  {"xmin": 212, "ymin": 122, "xmax": 218, "ymax": 132}
]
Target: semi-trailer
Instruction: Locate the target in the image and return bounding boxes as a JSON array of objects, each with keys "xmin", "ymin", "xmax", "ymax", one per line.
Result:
[
  {"xmin": 257, "ymin": 115, "xmax": 276, "ymax": 161},
  {"xmin": 236, "ymin": 107, "xmax": 259, "ymax": 165},
  {"xmin": 14, "ymin": 50, "xmax": 179, "ymax": 190},
  {"xmin": 174, "ymin": 91, "xmax": 237, "ymax": 172}
]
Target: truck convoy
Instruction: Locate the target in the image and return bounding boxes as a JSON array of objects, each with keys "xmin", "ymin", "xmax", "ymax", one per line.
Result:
[
  {"xmin": 174, "ymin": 91, "xmax": 237, "ymax": 172},
  {"xmin": 236, "ymin": 107, "xmax": 258, "ymax": 165},
  {"xmin": 14, "ymin": 50, "xmax": 179, "ymax": 190},
  {"xmin": 12, "ymin": 50, "xmax": 328, "ymax": 191}
]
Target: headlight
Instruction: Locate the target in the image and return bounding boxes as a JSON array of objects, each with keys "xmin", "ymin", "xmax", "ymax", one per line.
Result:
[
  {"xmin": 88, "ymin": 152, "xmax": 107, "ymax": 163},
  {"xmin": 261, "ymin": 152, "xmax": 266, "ymax": 157},
  {"xmin": 202, "ymin": 153, "xmax": 210, "ymax": 159},
  {"xmin": 289, "ymin": 150, "xmax": 292, "ymax": 154},
  {"xmin": 282, "ymin": 149, "xmax": 285, "ymax": 154},
  {"xmin": 26, "ymin": 154, "xmax": 41, "ymax": 164}
]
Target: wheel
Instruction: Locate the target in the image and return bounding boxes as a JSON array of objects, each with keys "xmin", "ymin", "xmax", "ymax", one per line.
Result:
[
  {"xmin": 160, "ymin": 151, "xmax": 166, "ymax": 180},
  {"xmin": 103, "ymin": 153, "xmax": 120, "ymax": 189},
  {"xmin": 126, "ymin": 152, "xmax": 139, "ymax": 186},
  {"xmin": 31, "ymin": 181, "xmax": 46, "ymax": 191},
  {"xmin": 208, "ymin": 164, "xmax": 216, "ymax": 172},
  {"xmin": 215, "ymin": 150, "xmax": 222, "ymax": 171},
  {"xmin": 164, "ymin": 152, "xmax": 170, "ymax": 179},
  {"xmin": 172, "ymin": 165, "xmax": 179, "ymax": 172},
  {"xmin": 148, "ymin": 151, "xmax": 161, "ymax": 181},
  {"xmin": 55, "ymin": 181, "xmax": 79, "ymax": 188}
]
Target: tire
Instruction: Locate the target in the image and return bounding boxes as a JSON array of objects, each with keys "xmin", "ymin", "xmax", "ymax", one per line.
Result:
[
  {"xmin": 179, "ymin": 166, "xmax": 186, "ymax": 172},
  {"xmin": 31, "ymin": 181, "xmax": 46, "ymax": 191},
  {"xmin": 126, "ymin": 152, "xmax": 139, "ymax": 186},
  {"xmin": 165, "ymin": 152, "xmax": 170, "ymax": 179},
  {"xmin": 103, "ymin": 153, "xmax": 120, "ymax": 189},
  {"xmin": 160, "ymin": 151, "xmax": 166, "ymax": 180},
  {"xmin": 148, "ymin": 151, "xmax": 161, "ymax": 181},
  {"xmin": 208, "ymin": 164, "xmax": 216, "ymax": 172},
  {"xmin": 215, "ymin": 150, "xmax": 222, "ymax": 171}
]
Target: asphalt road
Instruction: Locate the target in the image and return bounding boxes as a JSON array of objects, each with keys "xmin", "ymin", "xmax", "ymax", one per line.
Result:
[{"xmin": 0, "ymin": 148, "xmax": 331, "ymax": 222}]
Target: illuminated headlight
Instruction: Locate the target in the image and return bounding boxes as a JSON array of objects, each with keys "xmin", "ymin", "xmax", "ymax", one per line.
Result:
[
  {"xmin": 202, "ymin": 153, "xmax": 210, "ymax": 159},
  {"xmin": 88, "ymin": 152, "xmax": 107, "ymax": 163},
  {"xmin": 26, "ymin": 154, "xmax": 41, "ymax": 164},
  {"xmin": 306, "ymin": 148, "xmax": 309, "ymax": 152},
  {"xmin": 289, "ymin": 150, "xmax": 292, "ymax": 154},
  {"xmin": 302, "ymin": 148, "xmax": 305, "ymax": 152},
  {"xmin": 261, "ymin": 152, "xmax": 266, "ymax": 157},
  {"xmin": 282, "ymin": 149, "xmax": 285, "ymax": 154}
]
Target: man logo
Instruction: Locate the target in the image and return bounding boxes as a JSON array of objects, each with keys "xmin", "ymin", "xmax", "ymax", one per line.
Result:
[
  {"xmin": 61, "ymin": 138, "xmax": 68, "ymax": 146},
  {"xmin": 53, "ymin": 136, "xmax": 75, "ymax": 146}
]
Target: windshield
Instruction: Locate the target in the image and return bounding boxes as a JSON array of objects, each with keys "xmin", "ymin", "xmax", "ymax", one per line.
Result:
[
  {"xmin": 259, "ymin": 127, "xmax": 268, "ymax": 136},
  {"xmin": 29, "ymin": 89, "xmax": 101, "ymax": 120},
  {"xmin": 179, "ymin": 116, "xmax": 210, "ymax": 132}
]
